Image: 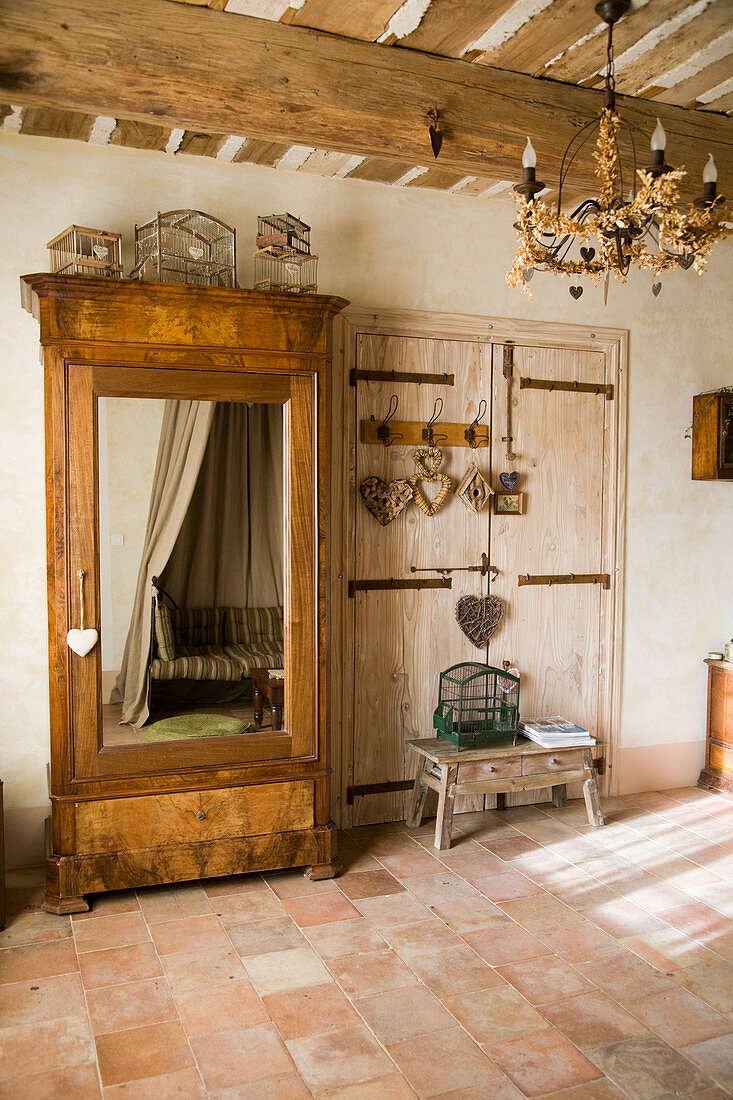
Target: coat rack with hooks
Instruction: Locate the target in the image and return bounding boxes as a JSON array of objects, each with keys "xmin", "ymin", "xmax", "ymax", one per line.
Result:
[{"xmin": 360, "ymin": 398, "xmax": 491, "ymax": 449}]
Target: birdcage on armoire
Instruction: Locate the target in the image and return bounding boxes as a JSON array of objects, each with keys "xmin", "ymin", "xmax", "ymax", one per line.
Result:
[
  {"xmin": 433, "ymin": 663, "xmax": 520, "ymax": 749},
  {"xmin": 130, "ymin": 210, "xmax": 236, "ymax": 287}
]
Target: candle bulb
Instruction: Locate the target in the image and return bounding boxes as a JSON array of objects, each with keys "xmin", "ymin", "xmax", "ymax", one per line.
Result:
[
  {"xmin": 522, "ymin": 137, "xmax": 537, "ymax": 169},
  {"xmin": 703, "ymin": 154, "xmax": 717, "ymax": 184},
  {"xmin": 651, "ymin": 119, "xmax": 666, "ymax": 152}
]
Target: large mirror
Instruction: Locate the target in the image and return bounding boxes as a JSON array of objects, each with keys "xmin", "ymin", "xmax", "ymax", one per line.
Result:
[{"xmin": 98, "ymin": 396, "xmax": 284, "ymax": 747}]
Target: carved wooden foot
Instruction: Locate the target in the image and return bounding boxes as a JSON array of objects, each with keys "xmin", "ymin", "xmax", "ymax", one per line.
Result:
[
  {"xmin": 42, "ymin": 894, "xmax": 90, "ymax": 915},
  {"xmin": 304, "ymin": 857, "xmax": 343, "ymax": 880}
]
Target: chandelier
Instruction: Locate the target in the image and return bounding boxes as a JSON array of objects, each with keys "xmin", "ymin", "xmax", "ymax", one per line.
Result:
[{"xmin": 507, "ymin": 0, "xmax": 731, "ymax": 298}]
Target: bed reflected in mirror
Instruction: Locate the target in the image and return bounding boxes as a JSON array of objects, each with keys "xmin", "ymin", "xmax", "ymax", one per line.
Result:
[{"xmin": 98, "ymin": 396, "xmax": 284, "ymax": 746}]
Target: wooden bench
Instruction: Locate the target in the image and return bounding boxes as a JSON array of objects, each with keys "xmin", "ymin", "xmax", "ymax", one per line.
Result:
[{"xmin": 406, "ymin": 737, "xmax": 605, "ymax": 850}]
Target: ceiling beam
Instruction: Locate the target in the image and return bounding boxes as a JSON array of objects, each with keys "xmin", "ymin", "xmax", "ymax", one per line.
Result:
[{"xmin": 1, "ymin": 0, "xmax": 731, "ymax": 195}]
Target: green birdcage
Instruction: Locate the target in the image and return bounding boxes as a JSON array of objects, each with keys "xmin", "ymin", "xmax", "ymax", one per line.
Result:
[{"xmin": 433, "ymin": 662, "xmax": 520, "ymax": 749}]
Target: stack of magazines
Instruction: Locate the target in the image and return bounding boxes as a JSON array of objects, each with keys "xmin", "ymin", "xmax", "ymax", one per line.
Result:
[{"xmin": 519, "ymin": 716, "xmax": 595, "ymax": 748}]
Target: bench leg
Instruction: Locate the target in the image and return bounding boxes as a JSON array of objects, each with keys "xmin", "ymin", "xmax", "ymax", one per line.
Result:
[
  {"xmin": 434, "ymin": 764, "xmax": 458, "ymax": 851},
  {"xmin": 582, "ymin": 749, "xmax": 605, "ymax": 827},
  {"xmin": 552, "ymin": 783, "xmax": 567, "ymax": 808},
  {"xmin": 406, "ymin": 754, "xmax": 429, "ymax": 829}
]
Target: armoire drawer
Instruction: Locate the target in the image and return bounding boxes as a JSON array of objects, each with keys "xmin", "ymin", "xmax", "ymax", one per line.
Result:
[
  {"xmin": 709, "ymin": 741, "xmax": 733, "ymax": 776},
  {"xmin": 75, "ymin": 781, "xmax": 315, "ymax": 855}
]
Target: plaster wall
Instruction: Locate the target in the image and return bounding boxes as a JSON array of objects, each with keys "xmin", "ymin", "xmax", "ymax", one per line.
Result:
[{"xmin": 1, "ymin": 132, "xmax": 731, "ymax": 867}]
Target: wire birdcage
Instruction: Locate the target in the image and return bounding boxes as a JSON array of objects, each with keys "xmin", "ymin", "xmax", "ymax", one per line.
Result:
[
  {"xmin": 253, "ymin": 248, "xmax": 318, "ymax": 294},
  {"xmin": 47, "ymin": 226, "xmax": 122, "ymax": 278},
  {"xmin": 130, "ymin": 210, "xmax": 236, "ymax": 287},
  {"xmin": 256, "ymin": 213, "xmax": 311, "ymax": 256},
  {"xmin": 433, "ymin": 662, "xmax": 520, "ymax": 749}
]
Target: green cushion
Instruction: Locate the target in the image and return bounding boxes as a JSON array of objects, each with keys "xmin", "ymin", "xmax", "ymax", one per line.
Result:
[{"xmin": 143, "ymin": 714, "xmax": 252, "ymax": 741}]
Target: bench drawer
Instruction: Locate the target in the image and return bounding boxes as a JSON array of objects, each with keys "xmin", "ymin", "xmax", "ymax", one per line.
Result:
[
  {"xmin": 522, "ymin": 750, "xmax": 585, "ymax": 775},
  {"xmin": 457, "ymin": 757, "xmax": 522, "ymax": 783}
]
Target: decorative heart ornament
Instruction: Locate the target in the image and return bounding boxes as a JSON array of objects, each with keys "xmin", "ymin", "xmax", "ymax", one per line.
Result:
[
  {"xmin": 499, "ymin": 471, "xmax": 519, "ymax": 491},
  {"xmin": 189, "ymin": 245, "xmax": 205, "ymax": 260},
  {"xmin": 652, "ymin": 282, "xmax": 662, "ymax": 297},
  {"xmin": 677, "ymin": 253, "xmax": 695, "ymax": 270},
  {"xmin": 409, "ymin": 448, "xmax": 452, "ymax": 517},
  {"xmin": 580, "ymin": 247, "xmax": 595, "ymax": 262},
  {"xmin": 93, "ymin": 244, "xmax": 109, "ymax": 260},
  {"xmin": 522, "ymin": 266, "xmax": 534, "ymax": 283},
  {"xmin": 67, "ymin": 628, "xmax": 99, "ymax": 657},
  {"xmin": 360, "ymin": 477, "xmax": 413, "ymax": 526},
  {"xmin": 455, "ymin": 595, "xmax": 505, "ymax": 648},
  {"xmin": 569, "ymin": 285, "xmax": 583, "ymax": 300}
]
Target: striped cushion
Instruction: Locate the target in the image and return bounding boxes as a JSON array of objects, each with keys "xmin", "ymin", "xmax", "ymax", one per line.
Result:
[
  {"xmin": 150, "ymin": 651, "xmax": 245, "ymax": 682},
  {"xmin": 223, "ymin": 606, "xmax": 283, "ymax": 646},
  {"xmin": 169, "ymin": 607, "xmax": 224, "ymax": 648},
  {"xmin": 154, "ymin": 604, "xmax": 177, "ymax": 661},
  {"xmin": 224, "ymin": 641, "xmax": 284, "ymax": 674}
]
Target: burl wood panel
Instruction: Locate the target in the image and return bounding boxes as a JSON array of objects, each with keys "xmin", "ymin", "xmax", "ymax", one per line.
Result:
[{"xmin": 75, "ymin": 781, "xmax": 315, "ymax": 854}]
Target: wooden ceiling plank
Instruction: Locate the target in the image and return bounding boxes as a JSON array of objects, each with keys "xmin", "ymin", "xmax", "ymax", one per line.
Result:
[
  {"xmin": 233, "ymin": 138, "xmax": 292, "ymax": 165},
  {"xmin": 399, "ymin": 0, "xmax": 516, "ymax": 59},
  {"xmin": 19, "ymin": 105, "xmax": 95, "ymax": 141},
  {"xmin": 477, "ymin": 0, "xmax": 599, "ymax": 74},
  {"xmin": 544, "ymin": 0, "xmax": 695, "ymax": 82},
  {"xmin": 701, "ymin": 88, "xmax": 733, "ymax": 112},
  {"xmin": 613, "ymin": 4, "xmax": 733, "ymax": 96},
  {"xmin": 110, "ymin": 119, "xmax": 172, "ymax": 150},
  {"xmin": 346, "ymin": 157, "xmax": 416, "ymax": 183},
  {"xmin": 1, "ymin": 0, "xmax": 731, "ymax": 195},
  {"xmin": 290, "ymin": 0, "xmax": 404, "ymax": 40},
  {"xmin": 177, "ymin": 130, "xmax": 228, "ymax": 156},
  {"xmin": 654, "ymin": 52, "xmax": 733, "ymax": 108},
  {"xmin": 406, "ymin": 165, "xmax": 474, "ymax": 189}
]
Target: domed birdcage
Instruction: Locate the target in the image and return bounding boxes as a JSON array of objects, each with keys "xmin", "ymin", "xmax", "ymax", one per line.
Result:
[{"xmin": 433, "ymin": 662, "xmax": 520, "ymax": 749}]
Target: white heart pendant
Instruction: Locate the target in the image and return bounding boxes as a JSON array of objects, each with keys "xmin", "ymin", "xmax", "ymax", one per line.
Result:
[
  {"xmin": 93, "ymin": 244, "xmax": 109, "ymax": 260},
  {"xmin": 67, "ymin": 628, "xmax": 98, "ymax": 656},
  {"xmin": 189, "ymin": 245, "xmax": 204, "ymax": 260}
]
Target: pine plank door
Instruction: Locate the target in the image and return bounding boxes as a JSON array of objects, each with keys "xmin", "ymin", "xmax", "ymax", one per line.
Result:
[
  {"xmin": 351, "ymin": 334, "xmax": 493, "ymax": 825},
  {"xmin": 489, "ymin": 343, "xmax": 611, "ymax": 801}
]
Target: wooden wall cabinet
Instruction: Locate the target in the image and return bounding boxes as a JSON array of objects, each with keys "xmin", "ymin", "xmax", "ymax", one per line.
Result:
[
  {"xmin": 22, "ymin": 274, "xmax": 347, "ymax": 913},
  {"xmin": 698, "ymin": 659, "xmax": 733, "ymax": 793},
  {"xmin": 692, "ymin": 390, "xmax": 733, "ymax": 480}
]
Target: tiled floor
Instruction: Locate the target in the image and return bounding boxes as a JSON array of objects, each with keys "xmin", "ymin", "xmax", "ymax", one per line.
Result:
[{"xmin": 1, "ymin": 786, "xmax": 732, "ymax": 1098}]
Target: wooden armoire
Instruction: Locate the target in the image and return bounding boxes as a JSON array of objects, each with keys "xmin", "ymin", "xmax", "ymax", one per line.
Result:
[{"xmin": 22, "ymin": 274, "xmax": 346, "ymax": 913}]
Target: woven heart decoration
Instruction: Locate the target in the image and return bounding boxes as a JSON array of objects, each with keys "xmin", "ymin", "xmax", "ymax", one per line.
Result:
[
  {"xmin": 360, "ymin": 477, "xmax": 413, "ymax": 526},
  {"xmin": 409, "ymin": 447, "xmax": 452, "ymax": 517},
  {"xmin": 455, "ymin": 595, "xmax": 505, "ymax": 647},
  {"xmin": 412, "ymin": 447, "xmax": 443, "ymax": 479}
]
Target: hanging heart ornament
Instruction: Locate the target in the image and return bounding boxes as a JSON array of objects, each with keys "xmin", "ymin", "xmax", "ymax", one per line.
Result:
[
  {"xmin": 499, "ymin": 471, "xmax": 519, "ymax": 491},
  {"xmin": 360, "ymin": 477, "xmax": 413, "ymax": 526},
  {"xmin": 92, "ymin": 244, "xmax": 109, "ymax": 260},
  {"xmin": 67, "ymin": 628, "xmax": 98, "ymax": 657},
  {"xmin": 455, "ymin": 595, "xmax": 505, "ymax": 648},
  {"xmin": 189, "ymin": 245, "xmax": 205, "ymax": 260},
  {"xmin": 408, "ymin": 448, "xmax": 452, "ymax": 517}
]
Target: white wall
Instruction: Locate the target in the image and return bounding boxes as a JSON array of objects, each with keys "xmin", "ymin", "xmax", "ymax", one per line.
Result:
[{"xmin": 1, "ymin": 131, "xmax": 731, "ymax": 867}]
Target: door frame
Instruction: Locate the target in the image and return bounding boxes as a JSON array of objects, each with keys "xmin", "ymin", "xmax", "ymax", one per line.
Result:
[{"xmin": 330, "ymin": 308, "xmax": 628, "ymax": 826}]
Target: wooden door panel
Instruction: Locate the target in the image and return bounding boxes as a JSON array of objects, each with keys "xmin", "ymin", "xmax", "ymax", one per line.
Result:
[{"xmin": 352, "ymin": 335, "xmax": 492, "ymax": 824}]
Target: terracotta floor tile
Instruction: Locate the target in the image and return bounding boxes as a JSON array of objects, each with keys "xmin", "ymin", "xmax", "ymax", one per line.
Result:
[
  {"xmin": 388, "ymin": 1025, "xmax": 503, "ymax": 1098},
  {"xmin": 207, "ymin": 1071, "xmax": 311, "ymax": 1099},
  {"xmin": 103, "ymin": 1066, "xmax": 206, "ymax": 1098},
  {"xmin": 537, "ymin": 921, "xmax": 622, "ymax": 962},
  {"xmin": 591, "ymin": 1034, "xmax": 713, "ymax": 1098},
  {"xmin": 0, "ymin": 906, "xmax": 72, "ymax": 948},
  {"xmin": 283, "ymin": 892, "xmax": 361, "ymax": 927},
  {"xmin": 304, "ymin": 917, "xmax": 386, "ymax": 960},
  {"xmin": 355, "ymin": 983, "xmax": 455, "ymax": 1044},
  {"xmin": 95, "ymin": 1021, "xmax": 193, "ymax": 1087},
  {"xmin": 227, "ymin": 915, "xmax": 306, "ymax": 956},
  {"xmin": 148, "ymin": 914, "xmax": 230, "ymax": 956},
  {"xmin": 434, "ymin": 849, "xmax": 507, "ymax": 879},
  {"xmin": 628, "ymin": 985, "xmax": 733, "ymax": 1047},
  {"xmin": 575, "ymin": 947, "xmax": 676, "ymax": 1004},
  {"xmin": 681, "ymin": 1033, "xmax": 733, "ymax": 1093},
  {"xmin": 207, "ymin": 890, "xmax": 285, "ymax": 925},
  {"xmin": 263, "ymin": 981, "xmax": 360, "ymax": 1040},
  {"xmin": 445, "ymin": 984, "xmax": 545, "ymax": 1044},
  {"xmin": 317, "ymin": 1073, "xmax": 418, "ymax": 1099},
  {"xmin": 462, "ymin": 923, "xmax": 552, "ymax": 966},
  {"xmin": 584, "ymin": 898, "xmax": 671, "ymax": 939},
  {"xmin": 73, "ymin": 912, "xmax": 150, "ymax": 955},
  {"xmin": 86, "ymin": 977, "xmax": 177, "ymax": 1035},
  {"xmin": 432, "ymin": 1080, "xmax": 525, "ymax": 1100},
  {"xmin": 488, "ymin": 1025, "xmax": 602, "ymax": 1096},
  {"xmin": 498, "ymin": 953, "xmax": 595, "ymax": 1004},
  {"xmin": 406, "ymin": 944, "xmax": 504, "ymax": 1000},
  {"xmin": 0, "ymin": 972, "xmax": 85, "ymax": 1028},
  {"xmin": 80, "ymin": 943, "xmax": 163, "ymax": 991},
  {"xmin": 330, "ymin": 948, "xmax": 418, "ymax": 998},
  {"xmin": 264, "ymin": 869, "xmax": 338, "ymax": 899},
  {"xmin": 286, "ymin": 1024, "xmax": 394, "ymax": 1094},
  {"xmin": 377, "ymin": 847, "xmax": 445, "ymax": 879},
  {"xmin": 159, "ymin": 945, "xmax": 246, "ymax": 995},
  {"xmin": 383, "ymin": 918, "xmax": 463, "ymax": 962},
  {"xmin": 243, "ymin": 945, "xmax": 332, "ymax": 995},
  {"xmin": 662, "ymin": 901, "xmax": 730, "ymax": 942},
  {"xmin": 135, "ymin": 883, "xmax": 213, "ymax": 924},
  {"xmin": 0, "ymin": 1061, "xmax": 101, "ymax": 1099},
  {"xmin": 201, "ymin": 873, "xmax": 266, "ymax": 898},
  {"xmin": 540, "ymin": 990, "xmax": 649, "ymax": 1049},
  {"xmin": 338, "ymin": 869, "xmax": 406, "ymax": 900},
  {"xmin": 498, "ymin": 894, "xmax": 584, "ymax": 931},
  {"xmin": 72, "ymin": 891, "xmax": 140, "ymax": 921},
  {"xmin": 0, "ymin": 1014, "xmax": 95, "ymax": 1081},
  {"xmin": 355, "ymin": 892, "xmax": 431, "ymax": 928},
  {"xmin": 0, "ymin": 938, "xmax": 79, "ymax": 984},
  {"xmin": 175, "ymin": 976, "xmax": 267, "ymax": 1037},
  {"xmin": 535, "ymin": 1079, "xmax": 627, "ymax": 1100},
  {"xmin": 671, "ymin": 956, "xmax": 733, "ymax": 1013},
  {"xmin": 621, "ymin": 927, "xmax": 714, "ymax": 971},
  {"xmin": 191, "ymin": 1022, "xmax": 294, "ymax": 1090},
  {"xmin": 471, "ymin": 870, "xmax": 545, "ymax": 902},
  {"xmin": 480, "ymin": 836, "xmax": 543, "ymax": 860}
]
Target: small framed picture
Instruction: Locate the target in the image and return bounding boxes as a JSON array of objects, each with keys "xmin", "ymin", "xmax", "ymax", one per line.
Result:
[{"xmin": 494, "ymin": 492, "xmax": 524, "ymax": 515}]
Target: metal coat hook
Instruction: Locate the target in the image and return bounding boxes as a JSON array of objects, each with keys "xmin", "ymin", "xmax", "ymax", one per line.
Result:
[
  {"xmin": 422, "ymin": 398, "xmax": 447, "ymax": 447},
  {"xmin": 377, "ymin": 394, "xmax": 403, "ymax": 447},
  {"xmin": 464, "ymin": 399, "xmax": 489, "ymax": 448}
]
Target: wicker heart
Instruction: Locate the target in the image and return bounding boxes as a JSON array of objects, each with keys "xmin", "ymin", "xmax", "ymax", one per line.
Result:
[
  {"xmin": 500, "ymin": 471, "xmax": 519, "ymax": 491},
  {"xmin": 408, "ymin": 472, "xmax": 452, "ymax": 517},
  {"xmin": 360, "ymin": 477, "xmax": 413, "ymax": 526},
  {"xmin": 412, "ymin": 447, "xmax": 443, "ymax": 479},
  {"xmin": 455, "ymin": 595, "xmax": 505, "ymax": 648}
]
